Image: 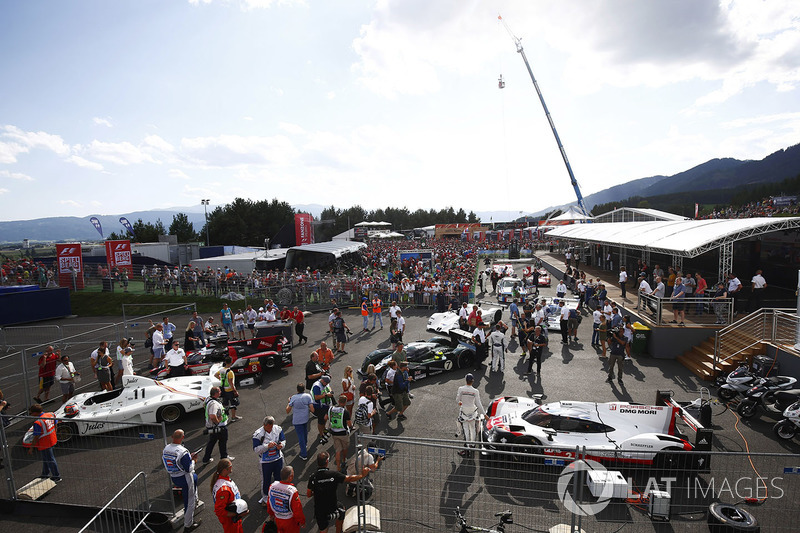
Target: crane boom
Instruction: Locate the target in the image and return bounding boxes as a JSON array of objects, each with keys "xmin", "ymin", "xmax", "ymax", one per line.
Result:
[{"xmin": 500, "ymin": 16, "xmax": 590, "ymax": 218}]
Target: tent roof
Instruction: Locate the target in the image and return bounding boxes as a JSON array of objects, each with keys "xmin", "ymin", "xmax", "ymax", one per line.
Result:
[
  {"xmin": 190, "ymin": 249, "xmax": 287, "ymax": 270},
  {"xmin": 546, "ymin": 217, "xmax": 800, "ymax": 258},
  {"xmin": 551, "ymin": 205, "xmax": 593, "ymax": 221},
  {"xmin": 353, "ymin": 221, "xmax": 391, "ymax": 227},
  {"xmin": 287, "ymin": 240, "xmax": 367, "ymax": 257},
  {"xmin": 593, "ymin": 207, "xmax": 688, "ymax": 223}
]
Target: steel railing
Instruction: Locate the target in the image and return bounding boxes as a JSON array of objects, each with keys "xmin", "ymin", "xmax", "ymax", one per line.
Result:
[
  {"xmin": 713, "ymin": 308, "xmax": 798, "ymax": 374},
  {"xmin": 636, "ymin": 293, "xmax": 732, "ymax": 326},
  {"xmin": 78, "ymin": 471, "xmax": 152, "ymax": 533}
]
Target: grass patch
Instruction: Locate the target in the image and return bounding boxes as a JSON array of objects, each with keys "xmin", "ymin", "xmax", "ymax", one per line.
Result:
[{"xmin": 70, "ymin": 291, "xmax": 239, "ymax": 317}]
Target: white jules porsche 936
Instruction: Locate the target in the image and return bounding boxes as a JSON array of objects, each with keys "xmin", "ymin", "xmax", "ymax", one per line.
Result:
[{"xmin": 53, "ymin": 371, "xmax": 221, "ymax": 442}]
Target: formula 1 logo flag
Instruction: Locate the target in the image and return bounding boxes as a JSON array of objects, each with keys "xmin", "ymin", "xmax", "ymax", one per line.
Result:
[
  {"xmin": 55, "ymin": 243, "xmax": 84, "ymax": 289},
  {"xmin": 89, "ymin": 216, "xmax": 104, "ymax": 238},
  {"xmin": 105, "ymin": 240, "xmax": 133, "ymax": 275},
  {"xmin": 294, "ymin": 213, "xmax": 314, "ymax": 245},
  {"xmin": 119, "ymin": 217, "xmax": 135, "ymax": 237}
]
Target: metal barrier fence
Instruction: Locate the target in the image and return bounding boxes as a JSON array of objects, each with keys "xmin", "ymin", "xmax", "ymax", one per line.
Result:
[
  {"xmin": 78, "ymin": 471, "xmax": 152, "ymax": 533},
  {"xmin": 0, "ymin": 417, "xmax": 174, "ymax": 517},
  {"xmin": 0, "ymin": 304, "xmax": 196, "ymax": 421},
  {"xmin": 637, "ymin": 293, "xmax": 733, "ymax": 326},
  {"xmin": 354, "ymin": 433, "xmax": 800, "ymax": 532}
]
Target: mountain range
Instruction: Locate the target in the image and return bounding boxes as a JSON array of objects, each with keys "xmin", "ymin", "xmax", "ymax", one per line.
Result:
[{"xmin": 2, "ymin": 143, "xmax": 799, "ymax": 243}]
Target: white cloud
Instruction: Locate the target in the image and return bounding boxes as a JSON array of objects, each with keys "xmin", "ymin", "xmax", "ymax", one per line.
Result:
[
  {"xmin": 60, "ymin": 199, "xmax": 81, "ymax": 207},
  {"xmin": 67, "ymin": 155, "xmax": 104, "ymax": 171},
  {"xmin": 0, "ymin": 188, "xmax": 8, "ymax": 195},
  {"xmin": 0, "ymin": 170, "xmax": 33, "ymax": 181},
  {"xmin": 144, "ymin": 135, "xmax": 174, "ymax": 152},
  {"xmin": 180, "ymin": 134, "xmax": 299, "ymax": 167},
  {"xmin": 93, "ymin": 117, "xmax": 113, "ymax": 127},
  {"xmin": 279, "ymin": 122, "xmax": 306, "ymax": 135},
  {"xmin": 0, "ymin": 141, "xmax": 26, "ymax": 164},
  {"xmin": 169, "ymin": 168, "xmax": 192, "ymax": 180},
  {"xmin": 80, "ymin": 140, "xmax": 158, "ymax": 165},
  {"xmin": 243, "ymin": 116, "xmax": 254, "ymax": 121},
  {"xmin": 1, "ymin": 125, "xmax": 69, "ymax": 156}
]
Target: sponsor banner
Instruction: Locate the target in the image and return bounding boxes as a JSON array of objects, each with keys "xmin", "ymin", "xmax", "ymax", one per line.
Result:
[
  {"xmin": 56, "ymin": 243, "xmax": 84, "ymax": 289},
  {"xmin": 89, "ymin": 216, "xmax": 104, "ymax": 238},
  {"xmin": 119, "ymin": 216, "xmax": 135, "ymax": 237},
  {"xmin": 294, "ymin": 213, "xmax": 314, "ymax": 245},
  {"xmin": 105, "ymin": 239, "xmax": 133, "ymax": 275}
]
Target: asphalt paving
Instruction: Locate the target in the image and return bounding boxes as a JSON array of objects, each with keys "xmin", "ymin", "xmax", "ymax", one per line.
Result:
[{"xmin": 2, "ymin": 257, "xmax": 799, "ymax": 533}]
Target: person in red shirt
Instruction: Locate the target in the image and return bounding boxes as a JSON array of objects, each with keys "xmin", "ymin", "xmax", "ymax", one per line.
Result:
[
  {"xmin": 34, "ymin": 346, "xmax": 58, "ymax": 404},
  {"xmin": 211, "ymin": 458, "xmax": 247, "ymax": 533},
  {"xmin": 291, "ymin": 306, "xmax": 308, "ymax": 345},
  {"xmin": 280, "ymin": 306, "xmax": 292, "ymax": 321},
  {"xmin": 265, "ymin": 466, "xmax": 305, "ymax": 533}
]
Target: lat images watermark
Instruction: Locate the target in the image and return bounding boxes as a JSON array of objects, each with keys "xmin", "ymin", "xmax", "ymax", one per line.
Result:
[{"xmin": 557, "ymin": 461, "xmax": 786, "ymax": 517}]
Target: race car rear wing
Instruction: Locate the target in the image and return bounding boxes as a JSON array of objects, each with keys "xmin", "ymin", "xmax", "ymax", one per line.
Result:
[{"xmin": 656, "ymin": 390, "xmax": 713, "ymax": 470}]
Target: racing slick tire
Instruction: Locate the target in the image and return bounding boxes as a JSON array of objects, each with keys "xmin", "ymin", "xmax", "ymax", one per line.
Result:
[
  {"xmin": 653, "ymin": 446, "xmax": 686, "ymax": 472},
  {"xmin": 773, "ymin": 419, "xmax": 797, "ymax": 440},
  {"xmin": 707, "ymin": 502, "xmax": 760, "ymax": 532},
  {"xmin": 512, "ymin": 436, "xmax": 543, "ymax": 465},
  {"xmin": 717, "ymin": 387, "xmax": 737, "ymax": 402},
  {"xmin": 736, "ymin": 400, "xmax": 758, "ymax": 419},
  {"xmin": 457, "ymin": 350, "xmax": 475, "ymax": 369},
  {"xmin": 56, "ymin": 422, "xmax": 78, "ymax": 443},
  {"xmin": 260, "ymin": 354, "xmax": 278, "ymax": 370},
  {"xmin": 157, "ymin": 404, "xmax": 185, "ymax": 424}
]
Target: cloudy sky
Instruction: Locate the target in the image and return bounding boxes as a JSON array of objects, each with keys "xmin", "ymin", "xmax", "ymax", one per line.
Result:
[{"xmin": 1, "ymin": 0, "xmax": 799, "ymax": 222}]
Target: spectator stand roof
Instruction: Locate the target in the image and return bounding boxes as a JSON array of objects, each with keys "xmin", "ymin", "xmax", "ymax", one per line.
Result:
[
  {"xmin": 547, "ymin": 217, "xmax": 800, "ymax": 280},
  {"xmin": 592, "ymin": 207, "xmax": 689, "ymax": 223}
]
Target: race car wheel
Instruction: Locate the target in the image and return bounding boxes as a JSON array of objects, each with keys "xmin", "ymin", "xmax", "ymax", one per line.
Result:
[
  {"xmin": 276, "ymin": 288, "xmax": 293, "ymax": 306},
  {"xmin": 717, "ymin": 387, "xmax": 737, "ymax": 401},
  {"xmin": 773, "ymin": 419, "xmax": 797, "ymax": 440},
  {"xmin": 707, "ymin": 502, "xmax": 760, "ymax": 532},
  {"xmin": 457, "ymin": 351, "xmax": 475, "ymax": 369},
  {"xmin": 513, "ymin": 437, "xmax": 543, "ymax": 464},
  {"xmin": 56, "ymin": 422, "xmax": 77, "ymax": 443},
  {"xmin": 260, "ymin": 355, "xmax": 278, "ymax": 370},
  {"xmin": 653, "ymin": 446, "xmax": 685, "ymax": 472},
  {"xmin": 157, "ymin": 404, "xmax": 185, "ymax": 424},
  {"xmin": 736, "ymin": 400, "xmax": 757, "ymax": 419}
]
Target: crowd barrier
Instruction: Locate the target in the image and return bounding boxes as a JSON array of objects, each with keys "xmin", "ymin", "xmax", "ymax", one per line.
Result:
[{"xmin": 353, "ymin": 433, "xmax": 800, "ymax": 532}]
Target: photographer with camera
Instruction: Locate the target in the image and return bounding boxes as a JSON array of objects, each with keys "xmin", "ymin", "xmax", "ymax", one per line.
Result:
[
  {"xmin": 605, "ymin": 326, "xmax": 627, "ymax": 385},
  {"xmin": 202, "ymin": 387, "xmax": 234, "ymax": 465}
]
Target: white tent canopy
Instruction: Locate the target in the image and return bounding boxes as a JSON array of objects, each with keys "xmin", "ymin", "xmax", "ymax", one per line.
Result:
[
  {"xmin": 593, "ymin": 207, "xmax": 689, "ymax": 223},
  {"xmin": 547, "ymin": 217, "xmax": 800, "ymax": 281},
  {"xmin": 370, "ymin": 231, "xmax": 404, "ymax": 239},
  {"xmin": 354, "ymin": 221, "xmax": 391, "ymax": 227},
  {"xmin": 550, "ymin": 205, "xmax": 593, "ymax": 221},
  {"xmin": 547, "ymin": 218, "xmax": 800, "ymax": 257}
]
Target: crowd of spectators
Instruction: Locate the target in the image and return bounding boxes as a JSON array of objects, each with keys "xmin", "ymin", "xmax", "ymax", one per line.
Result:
[{"xmin": 700, "ymin": 196, "xmax": 800, "ymax": 219}]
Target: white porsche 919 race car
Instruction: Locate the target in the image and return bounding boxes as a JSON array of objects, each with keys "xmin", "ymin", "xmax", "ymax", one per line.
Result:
[
  {"xmin": 427, "ymin": 304, "xmax": 503, "ymax": 334},
  {"xmin": 53, "ymin": 373, "xmax": 220, "ymax": 442},
  {"xmin": 482, "ymin": 397, "xmax": 696, "ymax": 469}
]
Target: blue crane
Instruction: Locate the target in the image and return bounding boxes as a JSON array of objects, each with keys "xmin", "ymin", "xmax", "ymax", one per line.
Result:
[{"xmin": 499, "ymin": 15, "xmax": 591, "ymax": 219}]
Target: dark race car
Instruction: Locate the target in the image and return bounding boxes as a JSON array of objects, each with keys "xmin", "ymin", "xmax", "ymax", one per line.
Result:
[
  {"xmin": 361, "ymin": 330, "xmax": 476, "ymax": 386},
  {"xmin": 150, "ymin": 334, "xmax": 292, "ymax": 383}
]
